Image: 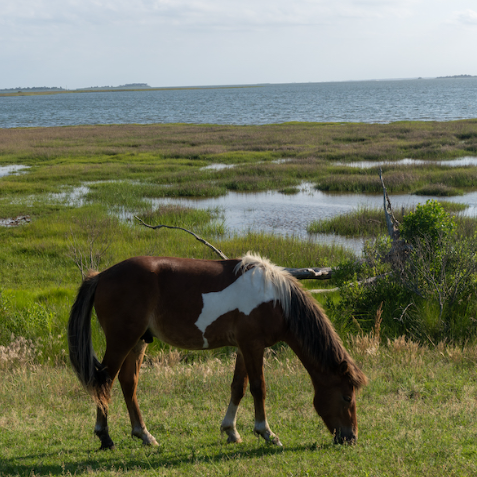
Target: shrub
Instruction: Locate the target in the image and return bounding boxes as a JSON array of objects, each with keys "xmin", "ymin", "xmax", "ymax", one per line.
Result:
[
  {"xmin": 400, "ymin": 199, "xmax": 456, "ymax": 247},
  {"xmin": 328, "ymin": 201, "xmax": 477, "ymax": 343}
]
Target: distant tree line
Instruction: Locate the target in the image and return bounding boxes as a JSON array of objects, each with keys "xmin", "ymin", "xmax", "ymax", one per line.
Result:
[
  {"xmin": 78, "ymin": 83, "xmax": 151, "ymax": 90},
  {"xmin": 1, "ymin": 83, "xmax": 151, "ymax": 93},
  {"xmin": 0, "ymin": 86, "xmax": 65, "ymax": 92},
  {"xmin": 436, "ymin": 74, "xmax": 476, "ymax": 79}
]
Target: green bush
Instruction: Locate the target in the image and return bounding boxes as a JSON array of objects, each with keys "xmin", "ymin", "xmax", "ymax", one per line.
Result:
[
  {"xmin": 328, "ymin": 201, "xmax": 477, "ymax": 343},
  {"xmin": 400, "ymin": 199, "xmax": 456, "ymax": 246}
]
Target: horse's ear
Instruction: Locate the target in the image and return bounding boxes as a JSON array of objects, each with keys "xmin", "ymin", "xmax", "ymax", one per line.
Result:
[{"xmin": 339, "ymin": 360, "xmax": 350, "ymax": 376}]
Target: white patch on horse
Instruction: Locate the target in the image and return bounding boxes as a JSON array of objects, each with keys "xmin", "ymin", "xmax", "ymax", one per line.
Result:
[
  {"xmin": 221, "ymin": 402, "xmax": 239, "ymax": 429},
  {"xmin": 195, "ymin": 268, "xmax": 278, "ymax": 348},
  {"xmin": 254, "ymin": 421, "xmax": 269, "ymax": 434}
]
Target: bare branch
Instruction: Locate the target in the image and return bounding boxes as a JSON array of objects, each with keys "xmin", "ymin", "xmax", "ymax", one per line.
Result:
[
  {"xmin": 135, "ymin": 216, "xmax": 341, "ymax": 280},
  {"xmin": 67, "ymin": 216, "xmax": 113, "ymax": 280},
  {"xmin": 135, "ymin": 216, "xmax": 229, "ymax": 260},
  {"xmin": 379, "ymin": 168, "xmax": 400, "ymax": 242}
]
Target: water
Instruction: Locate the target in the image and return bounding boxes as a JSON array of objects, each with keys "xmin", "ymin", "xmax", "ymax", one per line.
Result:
[
  {"xmin": 0, "ymin": 165, "xmax": 30, "ymax": 177},
  {"xmin": 43, "ymin": 182, "xmax": 477, "ymax": 253},
  {"xmin": 1, "ymin": 78, "xmax": 477, "ymax": 129},
  {"xmin": 335, "ymin": 157, "xmax": 477, "ymax": 169},
  {"xmin": 148, "ymin": 184, "xmax": 477, "ymax": 251}
]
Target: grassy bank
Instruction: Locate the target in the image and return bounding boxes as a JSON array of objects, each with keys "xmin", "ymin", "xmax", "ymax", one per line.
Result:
[
  {"xmin": 2, "ymin": 121, "xmax": 477, "ymax": 163},
  {"xmin": 1, "ymin": 341, "xmax": 476, "ymax": 476},
  {"xmin": 307, "ymin": 202, "xmax": 471, "ymax": 237}
]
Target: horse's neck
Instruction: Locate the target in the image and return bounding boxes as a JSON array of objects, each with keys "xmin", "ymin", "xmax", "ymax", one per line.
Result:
[{"xmin": 283, "ymin": 334, "xmax": 332, "ymax": 388}]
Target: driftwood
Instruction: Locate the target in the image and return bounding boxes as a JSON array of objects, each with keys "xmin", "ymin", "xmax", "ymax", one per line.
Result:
[{"xmin": 284, "ymin": 267, "xmax": 333, "ymax": 280}]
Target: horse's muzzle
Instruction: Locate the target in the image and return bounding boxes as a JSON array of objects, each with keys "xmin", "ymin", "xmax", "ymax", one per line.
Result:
[{"xmin": 333, "ymin": 430, "xmax": 357, "ymax": 445}]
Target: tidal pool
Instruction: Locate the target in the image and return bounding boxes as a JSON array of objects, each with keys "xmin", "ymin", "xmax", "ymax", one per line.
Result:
[
  {"xmin": 147, "ymin": 183, "xmax": 473, "ymax": 253},
  {"xmin": 335, "ymin": 157, "xmax": 477, "ymax": 169},
  {"xmin": 0, "ymin": 164, "xmax": 30, "ymax": 177},
  {"xmin": 45, "ymin": 182, "xmax": 477, "ymax": 254}
]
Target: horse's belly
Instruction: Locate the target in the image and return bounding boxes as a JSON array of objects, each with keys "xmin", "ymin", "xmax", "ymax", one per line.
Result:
[{"xmin": 147, "ymin": 314, "xmax": 234, "ymax": 350}]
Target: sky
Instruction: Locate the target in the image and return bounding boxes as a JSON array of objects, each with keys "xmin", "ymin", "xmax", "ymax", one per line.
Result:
[{"xmin": 1, "ymin": 0, "xmax": 477, "ymax": 89}]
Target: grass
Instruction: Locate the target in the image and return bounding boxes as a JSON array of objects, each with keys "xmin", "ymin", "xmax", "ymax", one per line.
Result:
[
  {"xmin": 307, "ymin": 202, "xmax": 471, "ymax": 237},
  {"xmin": 315, "ymin": 164, "xmax": 477, "ymax": 195},
  {"xmin": 1, "ymin": 340, "xmax": 476, "ymax": 476},
  {"xmin": 1, "ymin": 121, "xmax": 477, "ymax": 164},
  {"xmin": 2, "ymin": 121, "xmax": 477, "ymax": 198}
]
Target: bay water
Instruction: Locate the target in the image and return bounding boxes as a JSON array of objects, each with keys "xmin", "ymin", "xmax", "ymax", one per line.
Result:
[{"xmin": 1, "ymin": 78, "xmax": 477, "ymax": 129}]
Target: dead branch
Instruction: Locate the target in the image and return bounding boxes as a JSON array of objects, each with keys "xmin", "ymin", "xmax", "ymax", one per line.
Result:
[
  {"xmin": 284, "ymin": 267, "xmax": 333, "ymax": 280},
  {"xmin": 135, "ymin": 216, "xmax": 229, "ymax": 260},
  {"xmin": 379, "ymin": 168, "xmax": 400, "ymax": 242},
  {"xmin": 67, "ymin": 216, "xmax": 113, "ymax": 279}
]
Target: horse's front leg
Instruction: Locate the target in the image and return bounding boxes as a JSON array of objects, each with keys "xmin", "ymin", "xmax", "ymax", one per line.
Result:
[
  {"xmin": 118, "ymin": 340, "xmax": 158, "ymax": 446},
  {"xmin": 221, "ymin": 351, "xmax": 248, "ymax": 443},
  {"xmin": 240, "ymin": 344, "xmax": 282, "ymax": 446}
]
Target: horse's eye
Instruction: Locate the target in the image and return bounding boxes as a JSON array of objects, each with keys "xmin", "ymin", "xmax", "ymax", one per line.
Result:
[{"xmin": 343, "ymin": 395, "xmax": 352, "ymax": 403}]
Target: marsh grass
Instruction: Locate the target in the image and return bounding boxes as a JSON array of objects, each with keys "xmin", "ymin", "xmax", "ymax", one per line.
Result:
[
  {"xmin": 1, "ymin": 340, "xmax": 476, "ymax": 476},
  {"xmin": 3, "ymin": 120, "xmax": 476, "ymax": 164},
  {"xmin": 413, "ymin": 183, "xmax": 463, "ymax": 196},
  {"xmin": 308, "ymin": 202, "xmax": 471, "ymax": 237},
  {"xmin": 3, "ymin": 123, "xmax": 477, "ymax": 200},
  {"xmin": 314, "ymin": 165, "xmax": 477, "ymax": 195}
]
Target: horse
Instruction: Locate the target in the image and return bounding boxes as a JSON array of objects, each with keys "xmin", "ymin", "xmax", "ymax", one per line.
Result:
[{"xmin": 68, "ymin": 252, "xmax": 367, "ymax": 449}]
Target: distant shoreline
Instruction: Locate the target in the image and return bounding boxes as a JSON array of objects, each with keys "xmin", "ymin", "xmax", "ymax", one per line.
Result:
[
  {"xmin": 0, "ymin": 85, "xmax": 261, "ymax": 98},
  {"xmin": 436, "ymin": 74, "xmax": 477, "ymax": 79},
  {"xmin": 3, "ymin": 75, "xmax": 477, "ymax": 97}
]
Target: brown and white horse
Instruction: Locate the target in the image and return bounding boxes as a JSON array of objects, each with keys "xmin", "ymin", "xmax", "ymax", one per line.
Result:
[{"xmin": 68, "ymin": 253, "xmax": 367, "ymax": 449}]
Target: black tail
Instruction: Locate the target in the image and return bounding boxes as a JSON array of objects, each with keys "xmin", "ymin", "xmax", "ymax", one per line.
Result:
[{"xmin": 68, "ymin": 272, "xmax": 110, "ymax": 406}]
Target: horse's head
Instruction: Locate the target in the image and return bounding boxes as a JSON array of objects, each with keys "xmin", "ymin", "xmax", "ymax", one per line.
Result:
[{"xmin": 312, "ymin": 360, "xmax": 367, "ymax": 444}]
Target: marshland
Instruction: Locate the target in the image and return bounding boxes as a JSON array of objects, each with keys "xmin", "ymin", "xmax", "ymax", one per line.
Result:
[{"xmin": 1, "ymin": 120, "xmax": 477, "ymax": 476}]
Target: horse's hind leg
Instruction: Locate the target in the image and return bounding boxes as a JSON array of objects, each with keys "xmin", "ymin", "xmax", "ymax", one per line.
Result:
[
  {"xmin": 221, "ymin": 351, "xmax": 248, "ymax": 443},
  {"xmin": 240, "ymin": 343, "xmax": 282, "ymax": 446},
  {"xmin": 94, "ymin": 352, "xmax": 127, "ymax": 450},
  {"xmin": 94, "ymin": 337, "xmax": 146, "ymax": 449},
  {"xmin": 118, "ymin": 340, "xmax": 158, "ymax": 446}
]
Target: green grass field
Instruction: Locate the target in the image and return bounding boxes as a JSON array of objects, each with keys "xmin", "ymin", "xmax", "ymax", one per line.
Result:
[
  {"xmin": 1, "ymin": 341, "xmax": 476, "ymax": 476},
  {"xmin": 1, "ymin": 121, "xmax": 477, "ymax": 476}
]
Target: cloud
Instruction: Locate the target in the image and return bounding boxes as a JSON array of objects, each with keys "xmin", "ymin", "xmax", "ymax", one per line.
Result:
[
  {"xmin": 452, "ymin": 9, "xmax": 477, "ymax": 27},
  {"xmin": 0, "ymin": 0, "xmax": 421, "ymax": 31}
]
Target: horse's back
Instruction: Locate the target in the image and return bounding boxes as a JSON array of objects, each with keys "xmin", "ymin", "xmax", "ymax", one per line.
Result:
[{"xmin": 94, "ymin": 256, "xmax": 259, "ymax": 350}]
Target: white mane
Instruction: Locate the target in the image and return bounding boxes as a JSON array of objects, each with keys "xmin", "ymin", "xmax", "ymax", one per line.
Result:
[{"xmin": 234, "ymin": 252, "xmax": 292, "ymax": 316}]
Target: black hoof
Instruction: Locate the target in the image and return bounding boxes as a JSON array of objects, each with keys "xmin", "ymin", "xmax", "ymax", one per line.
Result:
[
  {"xmin": 98, "ymin": 442, "xmax": 115, "ymax": 451},
  {"xmin": 96, "ymin": 429, "xmax": 115, "ymax": 450}
]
